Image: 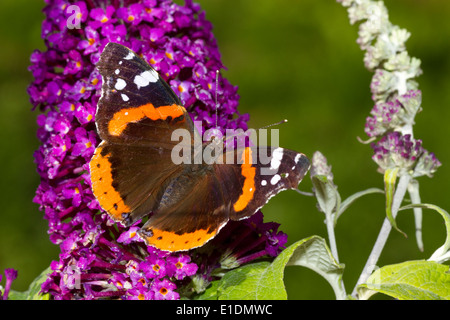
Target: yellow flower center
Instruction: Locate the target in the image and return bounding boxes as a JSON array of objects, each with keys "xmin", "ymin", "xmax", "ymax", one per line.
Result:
[{"xmin": 159, "ymin": 287, "xmax": 168, "ymax": 295}]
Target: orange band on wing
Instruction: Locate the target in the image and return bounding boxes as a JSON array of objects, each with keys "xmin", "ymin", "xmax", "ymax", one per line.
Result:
[
  {"xmin": 233, "ymin": 147, "xmax": 256, "ymax": 212},
  {"xmin": 108, "ymin": 103, "xmax": 185, "ymax": 136},
  {"xmin": 90, "ymin": 143, "xmax": 130, "ymax": 221},
  {"xmin": 142, "ymin": 227, "xmax": 219, "ymax": 252}
]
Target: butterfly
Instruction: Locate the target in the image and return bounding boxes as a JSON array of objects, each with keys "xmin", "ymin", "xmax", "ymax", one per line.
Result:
[{"xmin": 89, "ymin": 42, "xmax": 310, "ymax": 252}]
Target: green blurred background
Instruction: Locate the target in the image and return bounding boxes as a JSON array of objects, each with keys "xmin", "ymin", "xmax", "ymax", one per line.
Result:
[{"xmin": 0, "ymin": 0, "xmax": 449, "ymax": 299}]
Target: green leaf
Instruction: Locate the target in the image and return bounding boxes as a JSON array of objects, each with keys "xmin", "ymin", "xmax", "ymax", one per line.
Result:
[
  {"xmin": 7, "ymin": 290, "xmax": 28, "ymax": 300},
  {"xmin": 8, "ymin": 266, "xmax": 51, "ymax": 300},
  {"xmin": 213, "ymin": 236, "xmax": 346, "ymax": 300},
  {"xmin": 384, "ymin": 168, "xmax": 406, "ymax": 237},
  {"xmin": 285, "ymin": 236, "xmax": 346, "ymax": 300},
  {"xmin": 194, "ymin": 280, "xmax": 221, "ymax": 300},
  {"xmin": 217, "ymin": 261, "xmax": 275, "ymax": 299},
  {"xmin": 358, "ymin": 260, "xmax": 450, "ymax": 300},
  {"xmin": 406, "ymin": 180, "xmax": 424, "ymax": 251},
  {"xmin": 400, "ymin": 203, "xmax": 450, "ymax": 263}
]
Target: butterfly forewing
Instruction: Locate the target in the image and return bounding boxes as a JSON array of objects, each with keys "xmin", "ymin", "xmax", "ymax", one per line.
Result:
[
  {"xmin": 95, "ymin": 42, "xmax": 195, "ymax": 147},
  {"xmin": 91, "ymin": 43, "xmax": 194, "ymax": 226}
]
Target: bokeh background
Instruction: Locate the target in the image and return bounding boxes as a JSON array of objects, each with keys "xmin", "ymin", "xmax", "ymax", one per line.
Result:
[{"xmin": 0, "ymin": 0, "xmax": 449, "ymax": 299}]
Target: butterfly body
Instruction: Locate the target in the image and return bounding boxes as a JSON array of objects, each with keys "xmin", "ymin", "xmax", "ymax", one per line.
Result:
[{"xmin": 90, "ymin": 42, "xmax": 310, "ymax": 252}]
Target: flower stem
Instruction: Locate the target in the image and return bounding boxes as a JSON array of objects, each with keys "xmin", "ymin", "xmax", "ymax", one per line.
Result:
[
  {"xmin": 326, "ymin": 212, "xmax": 339, "ymax": 263},
  {"xmin": 352, "ymin": 174, "xmax": 411, "ymax": 297},
  {"xmin": 325, "ymin": 212, "xmax": 347, "ymax": 300}
]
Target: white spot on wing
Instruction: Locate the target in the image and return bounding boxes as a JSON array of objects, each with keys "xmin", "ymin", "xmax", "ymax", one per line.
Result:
[
  {"xmin": 124, "ymin": 52, "xmax": 134, "ymax": 60},
  {"xmin": 270, "ymin": 147, "xmax": 284, "ymax": 170},
  {"xmin": 121, "ymin": 94, "xmax": 129, "ymax": 102},
  {"xmin": 115, "ymin": 69, "xmax": 120, "ymax": 75},
  {"xmin": 294, "ymin": 154, "xmax": 301, "ymax": 164},
  {"xmin": 134, "ymin": 70, "xmax": 159, "ymax": 88},
  {"xmin": 270, "ymin": 174, "xmax": 281, "ymax": 185},
  {"xmin": 115, "ymin": 78, "xmax": 126, "ymax": 90},
  {"xmin": 261, "ymin": 180, "xmax": 267, "ymax": 186}
]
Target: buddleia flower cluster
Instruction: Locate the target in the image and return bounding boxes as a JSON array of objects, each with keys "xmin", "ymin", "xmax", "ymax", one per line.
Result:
[
  {"xmin": 338, "ymin": 0, "xmax": 441, "ymax": 177},
  {"xmin": 28, "ymin": 0, "xmax": 287, "ymax": 300},
  {"xmin": 0, "ymin": 269, "xmax": 18, "ymax": 300}
]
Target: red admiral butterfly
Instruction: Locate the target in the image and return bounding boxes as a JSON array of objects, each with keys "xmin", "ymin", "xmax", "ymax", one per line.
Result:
[{"xmin": 90, "ymin": 42, "xmax": 310, "ymax": 252}]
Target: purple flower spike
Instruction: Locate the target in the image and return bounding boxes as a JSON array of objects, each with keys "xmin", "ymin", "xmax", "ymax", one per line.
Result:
[
  {"xmin": 29, "ymin": 0, "xmax": 286, "ymax": 300},
  {"xmin": 167, "ymin": 255, "xmax": 198, "ymax": 280},
  {"xmin": 365, "ymin": 90, "xmax": 422, "ymax": 138},
  {"xmin": 117, "ymin": 3, "xmax": 145, "ymax": 26},
  {"xmin": 152, "ymin": 278, "xmax": 179, "ymax": 300},
  {"xmin": 2, "ymin": 268, "xmax": 18, "ymax": 300},
  {"xmin": 371, "ymin": 131, "xmax": 440, "ymax": 177},
  {"xmin": 78, "ymin": 26, "xmax": 100, "ymax": 55}
]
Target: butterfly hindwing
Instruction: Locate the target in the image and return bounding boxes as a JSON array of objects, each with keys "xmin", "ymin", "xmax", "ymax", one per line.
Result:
[
  {"xmin": 138, "ymin": 164, "xmax": 231, "ymax": 251},
  {"xmin": 137, "ymin": 146, "xmax": 310, "ymax": 251}
]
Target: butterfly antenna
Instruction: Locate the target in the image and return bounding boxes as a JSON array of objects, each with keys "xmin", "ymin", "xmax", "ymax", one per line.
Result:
[
  {"xmin": 215, "ymin": 70, "xmax": 220, "ymax": 129},
  {"xmin": 258, "ymin": 119, "xmax": 288, "ymax": 130}
]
